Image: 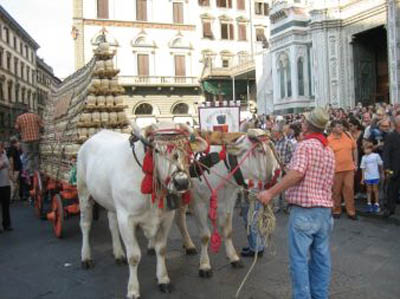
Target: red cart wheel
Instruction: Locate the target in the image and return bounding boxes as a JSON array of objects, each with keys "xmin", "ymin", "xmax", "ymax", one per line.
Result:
[
  {"xmin": 50, "ymin": 194, "xmax": 64, "ymax": 238},
  {"xmin": 32, "ymin": 172, "xmax": 43, "ymax": 218}
]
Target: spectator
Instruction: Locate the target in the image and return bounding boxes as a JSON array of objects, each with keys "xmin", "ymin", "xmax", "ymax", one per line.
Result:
[
  {"xmin": 328, "ymin": 120, "xmax": 358, "ymax": 220},
  {"xmin": 382, "ymin": 115, "xmax": 400, "ymax": 217},
  {"xmin": 348, "ymin": 117, "xmax": 365, "ymax": 199},
  {"xmin": 7, "ymin": 137, "xmax": 22, "ymax": 202},
  {"xmin": 360, "ymin": 142, "xmax": 384, "ymax": 213},
  {"xmin": 15, "ymin": 111, "xmax": 43, "ymax": 180},
  {"xmin": 0, "ymin": 140, "xmax": 13, "ymax": 232}
]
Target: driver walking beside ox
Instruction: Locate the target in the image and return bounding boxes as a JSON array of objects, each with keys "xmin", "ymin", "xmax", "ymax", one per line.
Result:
[{"xmin": 258, "ymin": 107, "xmax": 335, "ymax": 299}]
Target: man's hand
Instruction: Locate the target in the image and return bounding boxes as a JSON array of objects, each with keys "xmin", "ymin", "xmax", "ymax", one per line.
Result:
[{"xmin": 257, "ymin": 190, "xmax": 273, "ymax": 205}]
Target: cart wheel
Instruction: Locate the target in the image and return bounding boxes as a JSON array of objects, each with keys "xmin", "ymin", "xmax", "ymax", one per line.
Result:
[
  {"xmin": 51, "ymin": 194, "xmax": 64, "ymax": 238},
  {"xmin": 32, "ymin": 172, "xmax": 43, "ymax": 218}
]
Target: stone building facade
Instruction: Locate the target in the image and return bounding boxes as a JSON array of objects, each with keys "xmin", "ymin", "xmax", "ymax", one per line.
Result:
[
  {"xmin": 257, "ymin": 0, "xmax": 400, "ymax": 114},
  {"xmin": 72, "ymin": 0, "xmax": 271, "ymax": 125},
  {"xmin": 0, "ymin": 5, "xmax": 59, "ymax": 138}
]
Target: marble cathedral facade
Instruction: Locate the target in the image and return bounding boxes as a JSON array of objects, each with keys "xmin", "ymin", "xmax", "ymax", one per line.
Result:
[{"xmin": 257, "ymin": 0, "xmax": 400, "ymax": 114}]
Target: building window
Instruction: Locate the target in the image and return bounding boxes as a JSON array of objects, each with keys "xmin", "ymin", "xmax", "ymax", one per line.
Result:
[
  {"xmin": 22, "ymin": 89, "xmax": 26, "ymax": 104},
  {"xmin": 137, "ymin": 54, "xmax": 149, "ymax": 76},
  {"xmin": 238, "ymin": 24, "xmax": 247, "ymax": 41},
  {"xmin": 27, "ymin": 67, "xmax": 31, "ymax": 84},
  {"xmin": 198, "ymin": 0, "xmax": 210, "ymax": 6},
  {"xmin": 172, "ymin": 103, "xmax": 189, "ymax": 114},
  {"xmin": 297, "ymin": 58, "xmax": 305, "ymax": 96},
  {"xmin": 97, "ymin": 0, "xmax": 109, "ymax": 19},
  {"xmin": 13, "ymin": 36, "xmax": 17, "ymax": 49},
  {"xmin": 4, "ymin": 27, "xmax": 9, "ymax": 44},
  {"xmin": 279, "ymin": 61, "xmax": 285, "ymax": 99},
  {"xmin": 174, "ymin": 55, "xmax": 186, "ymax": 77},
  {"xmin": 256, "ymin": 28, "xmax": 266, "ymax": 41},
  {"xmin": 217, "ymin": 0, "xmax": 232, "ymax": 8},
  {"xmin": 0, "ymin": 81, "xmax": 4, "ymax": 101},
  {"xmin": 24, "ymin": 45, "xmax": 28, "ymax": 58},
  {"xmin": 135, "ymin": 103, "xmax": 153, "ymax": 115},
  {"xmin": 222, "ymin": 59, "xmax": 230, "ymax": 68},
  {"xmin": 173, "ymin": 2, "xmax": 184, "ymax": 24},
  {"xmin": 203, "ymin": 22, "xmax": 214, "ymax": 39},
  {"xmin": 8, "ymin": 82, "xmax": 13, "ymax": 102},
  {"xmin": 14, "ymin": 58, "xmax": 18, "ymax": 77},
  {"xmin": 20, "ymin": 42, "xmax": 23, "ymax": 53},
  {"xmin": 0, "ymin": 48, "xmax": 3, "ymax": 68},
  {"xmin": 221, "ymin": 23, "xmax": 234, "ymax": 40},
  {"xmin": 137, "ymin": 0, "xmax": 147, "ymax": 21},
  {"xmin": 32, "ymin": 70, "xmax": 35, "ymax": 85},
  {"xmin": 6, "ymin": 53, "xmax": 11, "ymax": 70},
  {"xmin": 255, "ymin": 2, "xmax": 269, "ymax": 16},
  {"xmin": 237, "ymin": 0, "xmax": 245, "ymax": 10},
  {"xmin": 21, "ymin": 63, "xmax": 25, "ymax": 81},
  {"xmin": 286, "ymin": 62, "xmax": 292, "ymax": 97},
  {"xmin": 15, "ymin": 86, "xmax": 19, "ymax": 103}
]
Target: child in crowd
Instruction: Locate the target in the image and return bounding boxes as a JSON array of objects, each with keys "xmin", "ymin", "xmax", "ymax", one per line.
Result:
[{"xmin": 360, "ymin": 142, "xmax": 384, "ymax": 213}]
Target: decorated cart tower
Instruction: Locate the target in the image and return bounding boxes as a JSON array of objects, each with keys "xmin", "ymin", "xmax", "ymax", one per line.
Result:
[{"xmin": 33, "ymin": 42, "xmax": 130, "ymax": 237}]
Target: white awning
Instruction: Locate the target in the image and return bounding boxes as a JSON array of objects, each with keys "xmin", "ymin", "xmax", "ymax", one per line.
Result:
[
  {"xmin": 173, "ymin": 116, "xmax": 194, "ymax": 126},
  {"xmin": 135, "ymin": 117, "xmax": 156, "ymax": 128}
]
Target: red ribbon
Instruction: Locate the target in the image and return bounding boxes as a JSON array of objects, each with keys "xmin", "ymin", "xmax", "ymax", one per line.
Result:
[{"xmin": 304, "ymin": 133, "xmax": 328, "ymax": 147}]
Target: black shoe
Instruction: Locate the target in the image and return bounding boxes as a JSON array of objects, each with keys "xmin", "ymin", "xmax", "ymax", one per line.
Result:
[
  {"xmin": 241, "ymin": 249, "xmax": 264, "ymax": 258},
  {"xmin": 382, "ymin": 210, "xmax": 394, "ymax": 218},
  {"xmin": 4, "ymin": 227, "xmax": 13, "ymax": 231},
  {"xmin": 348, "ymin": 215, "xmax": 358, "ymax": 221},
  {"xmin": 332, "ymin": 214, "xmax": 341, "ymax": 219}
]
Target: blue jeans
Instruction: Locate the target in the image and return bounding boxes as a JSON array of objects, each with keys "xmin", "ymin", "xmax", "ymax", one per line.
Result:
[
  {"xmin": 241, "ymin": 200, "xmax": 265, "ymax": 252},
  {"xmin": 288, "ymin": 206, "xmax": 333, "ymax": 299}
]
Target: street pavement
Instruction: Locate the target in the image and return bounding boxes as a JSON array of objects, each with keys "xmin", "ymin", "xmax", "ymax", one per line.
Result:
[{"xmin": 1, "ymin": 201, "xmax": 399, "ymax": 299}]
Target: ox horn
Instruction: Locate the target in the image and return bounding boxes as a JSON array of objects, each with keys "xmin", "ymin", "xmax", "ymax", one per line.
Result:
[{"xmin": 130, "ymin": 120, "xmax": 152, "ymax": 147}]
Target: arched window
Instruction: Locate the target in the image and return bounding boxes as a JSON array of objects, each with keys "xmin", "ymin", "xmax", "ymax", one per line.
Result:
[
  {"xmin": 286, "ymin": 61, "xmax": 292, "ymax": 97},
  {"xmin": 134, "ymin": 103, "xmax": 153, "ymax": 115},
  {"xmin": 172, "ymin": 103, "xmax": 189, "ymax": 114},
  {"xmin": 279, "ymin": 61, "xmax": 285, "ymax": 99},
  {"xmin": 297, "ymin": 58, "xmax": 305, "ymax": 96}
]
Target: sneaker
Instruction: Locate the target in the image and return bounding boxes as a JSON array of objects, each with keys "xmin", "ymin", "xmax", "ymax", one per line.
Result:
[
  {"xmin": 373, "ymin": 204, "xmax": 380, "ymax": 213},
  {"xmin": 241, "ymin": 249, "xmax": 264, "ymax": 258},
  {"xmin": 366, "ymin": 203, "xmax": 373, "ymax": 213}
]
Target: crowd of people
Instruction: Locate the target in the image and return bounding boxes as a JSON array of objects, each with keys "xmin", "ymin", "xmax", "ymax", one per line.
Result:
[
  {"xmin": 253, "ymin": 102, "xmax": 400, "ymax": 219},
  {"xmin": 0, "ymin": 110, "xmax": 43, "ymax": 233}
]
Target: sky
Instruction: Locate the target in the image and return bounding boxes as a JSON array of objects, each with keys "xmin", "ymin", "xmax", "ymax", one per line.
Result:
[{"xmin": 1, "ymin": 0, "xmax": 74, "ymax": 79}]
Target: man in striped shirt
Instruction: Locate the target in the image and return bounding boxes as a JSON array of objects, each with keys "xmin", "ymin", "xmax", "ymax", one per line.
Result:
[
  {"xmin": 258, "ymin": 107, "xmax": 335, "ymax": 299},
  {"xmin": 15, "ymin": 111, "xmax": 43, "ymax": 178}
]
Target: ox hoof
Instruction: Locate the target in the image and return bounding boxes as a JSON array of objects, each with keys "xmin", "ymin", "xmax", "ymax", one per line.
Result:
[
  {"xmin": 231, "ymin": 260, "xmax": 244, "ymax": 269},
  {"xmin": 81, "ymin": 260, "xmax": 94, "ymax": 269},
  {"xmin": 115, "ymin": 257, "xmax": 127, "ymax": 265},
  {"xmin": 127, "ymin": 296, "xmax": 140, "ymax": 299},
  {"xmin": 185, "ymin": 247, "xmax": 197, "ymax": 255},
  {"xmin": 199, "ymin": 269, "xmax": 213, "ymax": 278},
  {"xmin": 147, "ymin": 248, "xmax": 156, "ymax": 256},
  {"xmin": 158, "ymin": 283, "xmax": 173, "ymax": 293}
]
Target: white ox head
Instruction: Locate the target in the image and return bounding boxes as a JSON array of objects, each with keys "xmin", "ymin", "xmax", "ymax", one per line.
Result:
[
  {"xmin": 133, "ymin": 121, "xmax": 208, "ymax": 193},
  {"xmin": 226, "ymin": 129, "xmax": 281, "ymax": 185}
]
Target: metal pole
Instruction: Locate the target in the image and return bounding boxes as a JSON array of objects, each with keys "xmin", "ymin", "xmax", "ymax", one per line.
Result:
[
  {"xmin": 247, "ymin": 79, "xmax": 250, "ymax": 103},
  {"xmin": 232, "ymin": 77, "xmax": 236, "ymax": 102},
  {"xmin": 248, "ymin": 0, "xmax": 254, "ymax": 60}
]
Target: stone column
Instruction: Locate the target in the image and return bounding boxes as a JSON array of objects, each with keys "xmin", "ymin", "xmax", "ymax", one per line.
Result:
[
  {"xmin": 73, "ymin": 0, "xmax": 85, "ymax": 70},
  {"xmin": 387, "ymin": 0, "xmax": 400, "ymax": 104}
]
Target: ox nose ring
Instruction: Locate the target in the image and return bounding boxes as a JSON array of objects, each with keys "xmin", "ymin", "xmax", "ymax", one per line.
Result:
[{"xmin": 173, "ymin": 172, "xmax": 190, "ymax": 192}]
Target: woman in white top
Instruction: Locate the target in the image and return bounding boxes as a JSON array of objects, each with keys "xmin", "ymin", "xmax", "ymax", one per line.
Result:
[{"xmin": 0, "ymin": 140, "xmax": 12, "ymax": 231}]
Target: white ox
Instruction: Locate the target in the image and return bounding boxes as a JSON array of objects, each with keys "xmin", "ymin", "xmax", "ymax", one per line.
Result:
[
  {"xmin": 77, "ymin": 122, "xmax": 207, "ymax": 299},
  {"xmin": 175, "ymin": 130, "xmax": 280, "ymax": 276}
]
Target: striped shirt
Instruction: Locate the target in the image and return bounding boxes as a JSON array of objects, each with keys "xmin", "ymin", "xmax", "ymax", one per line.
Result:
[{"xmin": 15, "ymin": 113, "xmax": 43, "ymax": 142}]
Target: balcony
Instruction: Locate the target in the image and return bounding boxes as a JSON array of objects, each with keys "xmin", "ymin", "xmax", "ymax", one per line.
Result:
[
  {"xmin": 201, "ymin": 59, "xmax": 255, "ymax": 79},
  {"xmin": 118, "ymin": 76, "xmax": 200, "ymax": 87}
]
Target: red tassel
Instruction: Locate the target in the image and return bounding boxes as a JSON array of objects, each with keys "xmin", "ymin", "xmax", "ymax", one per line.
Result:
[
  {"xmin": 210, "ymin": 230, "xmax": 222, "ymax": 253},
  {"xmin": 182, "ymin": 191, "xmax": 191, "ymax": 205},
  {"xmin": 219, "ymin": 145, "xmax": 226, "ymax": 161},
  {"xmin": 158, "ymin": 196, "xmax": 164, "ymax": 209},
  {"xmin": 142, "ymin": 150, "xmax": 153, "ymax": 174},
  {"xmin": 248, "ymin": 179, "xmax": 254, "ymax": 189},
  {"xmin": 151, "ymin": 192, "xmax": 156, "ymax": 204},
  {"xmin": 258, "ymin": 180, "xmax": 263, "ymax": 190},
  {"xmin": 141, "ymin": 174, "xmax": 153, "ymax": 194},
  {"xmin": 205, "ymin": 137, "xmax": 210, "ymax": 154}
]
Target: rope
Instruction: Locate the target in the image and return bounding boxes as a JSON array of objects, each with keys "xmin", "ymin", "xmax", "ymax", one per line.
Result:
[{"xmin": 235, "ymin": 192, "xmax": 276, "ymax": 299}]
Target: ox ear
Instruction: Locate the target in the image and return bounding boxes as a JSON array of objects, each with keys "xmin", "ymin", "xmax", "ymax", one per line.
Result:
[
  {"xmin": 130, "ymin": 120, "xmax": 141, "ymax": 137},
  {"xmin": 176, "ymin": 123, "xmax": 193, "ymax": 135},
  {"xmin": 190, "ymin": 137, "xmax": 208, "ymax": 153}
]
